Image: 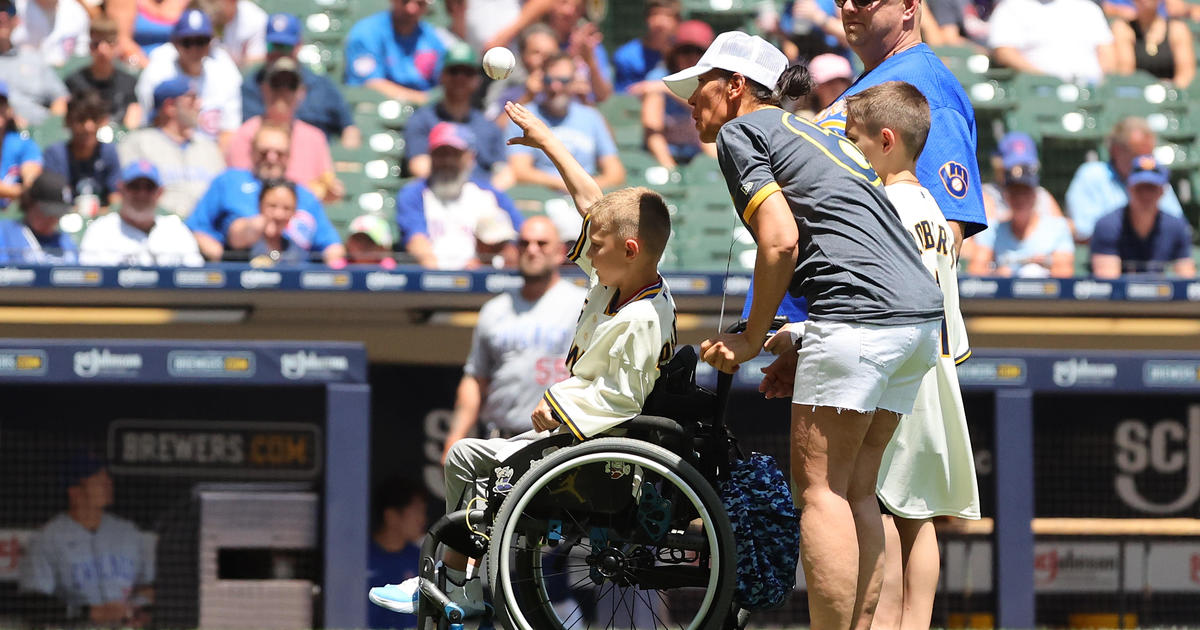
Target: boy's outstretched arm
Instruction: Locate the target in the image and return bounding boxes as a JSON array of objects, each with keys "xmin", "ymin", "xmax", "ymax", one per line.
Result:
[{"xmin": 505, "ymin": 101, "xmax": 603, "ymax": 216}]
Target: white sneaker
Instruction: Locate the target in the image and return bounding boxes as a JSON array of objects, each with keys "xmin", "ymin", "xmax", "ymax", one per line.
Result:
[{"xmin": 369, "ymin": 577, "xmax": 420, "ymax": 613}]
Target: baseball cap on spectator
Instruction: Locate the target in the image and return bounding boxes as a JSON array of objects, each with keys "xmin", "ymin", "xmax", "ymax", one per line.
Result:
[
  {"xmin": 173, "ymin": 8, "xmax": 214, "ymax": 39},
  {"xmin": 264, "ymin": 56, "xmax": 302, "ymax": 87},
  {"xmin": 25, "ymin": 171, "xmax": 74, "ymax": 216},
  {"xmin": 674, "ymin": 20, "xmax": 715, "ymax": 50},
  {"xmin": 266, "ymin": 13, "xmax": 301, "ymax": 47},
  {"xmin": 349, "ymin": 214, "xmax": 394, "ymax": 248},
  {"xmin": 443, "ymin": 42, "xmax": 478, "ymax": 71},
  {"xmin": 998, "ymin": 131, "xmax": 1039, "ymax": 170},
  {"xmin": 662, "ymin": 30, "xmax": 787, "ymax": 100},
  {"xmin": 62, "ymin": 450, "xmax": 106, "ymax": 489},
  {"xmin": 122, "ymin": 160, "xmax": 162, "ymax": 186},
  {"xmin": 1127, "ymin": 154, "xmax": 1169, "ymax": 187},
  {"xmin": 151, "ymin": 76, "xmax": 196, "ymax": 121},
  {"xmin": 476, "ymin": 211, "xmax": 517, "ymax": 245},
  {"xmin": 809, "ymin": 54, "xmax": 852, "ymax": 85},
  {"xmin": 429, "ymin": 122, "xmax": 476, "ymax": 151}
]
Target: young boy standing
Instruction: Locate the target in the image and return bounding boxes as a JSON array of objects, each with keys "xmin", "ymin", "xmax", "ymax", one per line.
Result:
[
  {"xmin": 368, "ymin": 100, "xmax": 676, "ymax": 618},
  {"xmin": 844, "ymin": 81, "xmax": 980, "ymax": 630}
]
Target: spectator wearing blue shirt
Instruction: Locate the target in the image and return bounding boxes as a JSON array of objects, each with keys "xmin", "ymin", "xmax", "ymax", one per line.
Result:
[
  {"xmin": 545, "ymin": 0, "xmax": 612, "ymax": 104},
  {"xmin": 398, "ymin": 123, "xmax": 523, "ymax": 270},
  {"xmin": 0, "ymin": 170, "xmax": 77, "ymax": 264},
  {"xmin": 0, "ymin": 80, "xmax": 42, "ymax": 210},
  {"xmin": 612, "ymin": 0, "xmax": 680, "ymax": 94},
  {"xmin": 344, "ymin": 0, "xmax": 446, "ymax": 106},
  {"xmin": 1091, "ymin": 154, "xmax": 1196, "ymax": 278},
  {"xmin": 403, "ymin": 42, "xmax": 512, "ymax": 188},
  {"xmin": 185, "ymin": 123, "xmax": 345, "ymax": 264},
  {"xmin": 969, "ymin": 160, "xmax": 1075, "ymax": 278},
  {"xmin": 507, "ymin": 53, "xmax": 623, "ymax": 192},
  {"xmin": 242, "ymin": 13, "xmax": 360, "ymax": 148},
  {"xmin": 43, "ymin": 92, "xmax": 122, "ymax": 212},
  {"xmin": 367, "ymin": 478, "xmax": 427, "ymax": 630},
  {"xmin": 1066, "ymin": 116, "xmax": 1184, "ymax": 242}
]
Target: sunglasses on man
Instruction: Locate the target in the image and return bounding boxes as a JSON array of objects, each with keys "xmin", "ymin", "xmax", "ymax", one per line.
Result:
[{"xmin": 832, "ymin": 0, "xmax": 883, "ymax": 9}]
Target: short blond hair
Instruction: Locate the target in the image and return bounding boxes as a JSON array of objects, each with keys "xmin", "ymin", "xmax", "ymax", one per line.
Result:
[
  {"xmin": 845, "ymin": 80, "xmax": 930, "ymax": 161},
  {"xmin": 586, "ymin": 187, "xmax": 671, "ymax": 262}
]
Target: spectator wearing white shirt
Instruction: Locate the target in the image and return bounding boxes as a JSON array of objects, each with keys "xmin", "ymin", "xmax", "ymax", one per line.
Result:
[
  {"xmin": 988, "ymin": 0, "xmax": 1116, "ymax": 83},
  {"xmin": 208, "ymin": 0, "xmax": 266, "ymax": 69},
  {"xmin": 79, "ymin": 160, "xmax": 204, "ymax": 266},
  {"xmin": 134, "ymin": 8, "xmax": 242, "ymax": 149},
  {"xmin": 12, "ymin": 0, "xmax": 89, "ymax": 67}
]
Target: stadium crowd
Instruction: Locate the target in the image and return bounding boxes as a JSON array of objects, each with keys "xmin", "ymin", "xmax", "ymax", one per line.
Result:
[{"xmin": 0, "ymin": 0, "xmax": 1192, "ymax": 278}]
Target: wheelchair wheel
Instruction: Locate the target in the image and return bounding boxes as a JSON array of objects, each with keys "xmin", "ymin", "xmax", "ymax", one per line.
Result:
[{"xmin": 487, "ymin": 437, "xmax": 736, "ymax": 630}]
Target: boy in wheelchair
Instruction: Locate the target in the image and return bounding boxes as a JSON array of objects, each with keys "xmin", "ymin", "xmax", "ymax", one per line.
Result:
[{"xmin": 369, "ymin": 100, "xmax": 678, "ymax": 619}]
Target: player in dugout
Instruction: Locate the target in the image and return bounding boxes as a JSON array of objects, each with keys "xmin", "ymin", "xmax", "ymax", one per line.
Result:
[{"xmin": 18, "ymin": 451, "xmax": 154, "ymax": 628}]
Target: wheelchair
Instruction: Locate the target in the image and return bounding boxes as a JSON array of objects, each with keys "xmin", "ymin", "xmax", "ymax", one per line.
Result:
[{"xmin": 416, "ymin": 321, "xmax": 782, "ymax": 630}]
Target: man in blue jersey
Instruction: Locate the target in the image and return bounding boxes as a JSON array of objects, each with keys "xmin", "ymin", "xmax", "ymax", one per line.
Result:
[
  {"xmin": 185, "ymin": 123, "xmax": 346, "ymax": 264},
  {"xmin": 741, "ymin": 0, "xmax": 989, "ymax": 324},
  {"xmin": 344, "ymin": 0, "xmax": 446, "ymax": 106},
  {"xmin": 612, "ymin": 0, "xmax": 680, "ymax": 94}
]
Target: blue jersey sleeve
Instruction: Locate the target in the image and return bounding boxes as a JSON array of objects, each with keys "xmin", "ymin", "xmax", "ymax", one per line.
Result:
[
  {"xmin": 185, "ymin": 178, "xmax": 225, "ymax": 240},
  {"xmin": 18, "ymin": 135, "xmax": 43, "ymax": 165},
  {"xmin": 297, "ymin": 187, "xmax": 340, "ymax": 251},
  {"xmin": 740, "ymin": 276, "xmax": 809, "ymax": 322},
  {"xmin": 344, "ymin": 22, "xmax": 385, "ymax": 86},
  {"xmin": 41, "ymin": 143, "xmax": 67, "ymax": 178},
  {"xmin": 395, "ymin": 181, "xmax": 428, "ymax": 245},
  {"xmin": 916, "ymin": 106, "xmax": 987, "ymax": 237}
]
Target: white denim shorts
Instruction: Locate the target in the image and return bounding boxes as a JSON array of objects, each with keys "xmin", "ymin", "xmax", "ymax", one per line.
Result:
[{"xmin": 792, "ymin": 319, "xmax": 940, "ymax": 415}]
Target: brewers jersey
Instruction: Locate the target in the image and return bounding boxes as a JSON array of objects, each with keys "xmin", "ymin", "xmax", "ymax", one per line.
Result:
[
  {"xmin": 876, "ymin": 183, "xmax": 980, "ymax": 520},
  {"xmin": 543, "ymin": 214, "xmax": 677, "ymax": 440},
  {"xmin": 20, "ymin": 513, "xmax": 154, "ymax": 611}
]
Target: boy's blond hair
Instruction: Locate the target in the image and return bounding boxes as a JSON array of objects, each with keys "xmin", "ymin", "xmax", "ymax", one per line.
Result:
[
  {"xmin": 845, "ymin": 81, "xmax": 931, "ymax": 162},
  {"xmin": 586, "ymin": 187, "xmax": 671, "ymax": 263}
]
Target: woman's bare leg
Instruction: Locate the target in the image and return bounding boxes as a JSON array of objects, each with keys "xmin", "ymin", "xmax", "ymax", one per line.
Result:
[
  {"xmin": 792, "ymin": 404, "xmax": 874, "ymax": 630},
  {"xmin": 896, "ymin": 517, "xmax": 939, "ymax": 630}
]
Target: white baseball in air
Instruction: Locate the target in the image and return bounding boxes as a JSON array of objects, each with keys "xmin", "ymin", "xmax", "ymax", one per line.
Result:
[{"xmin": 482, "ymin": 47, "xmax": 517, "ymax": 80}]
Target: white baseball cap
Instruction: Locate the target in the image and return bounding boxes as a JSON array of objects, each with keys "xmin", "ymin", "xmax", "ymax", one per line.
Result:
[{"xmin": 662, "ymin": 31, "xmax": 789, "ymax": 101}]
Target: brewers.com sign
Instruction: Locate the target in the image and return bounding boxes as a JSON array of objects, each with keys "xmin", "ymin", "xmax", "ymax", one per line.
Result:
[{"xmin": 107, "ymin": 420, "xmax": 321, "ymax": 479}]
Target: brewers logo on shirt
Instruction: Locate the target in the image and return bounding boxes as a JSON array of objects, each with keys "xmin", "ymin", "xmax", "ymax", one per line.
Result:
[{"xmin": 939, "ymin": 161, "xmax": 969, "ymax": 199}]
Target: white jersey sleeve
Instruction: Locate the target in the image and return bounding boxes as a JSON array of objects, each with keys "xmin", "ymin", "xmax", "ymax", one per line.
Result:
[
  {"xmin": 18, "ymin": 528, "xmax": 56, "ymax": 595},
  {"xmin": 565, "ymin": 214, "xmax": 594, "ymax": 278}
]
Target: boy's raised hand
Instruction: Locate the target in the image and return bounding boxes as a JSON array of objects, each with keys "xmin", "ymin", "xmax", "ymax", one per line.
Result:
[{"xmin": 506, "ymin": 101, "xmax": 554, "ymax": 150}]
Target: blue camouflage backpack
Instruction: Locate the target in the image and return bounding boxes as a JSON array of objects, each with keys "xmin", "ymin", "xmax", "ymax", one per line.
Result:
[{"xmin": 719, "ymin": 451, "xmax": 800, "ymax": 610}]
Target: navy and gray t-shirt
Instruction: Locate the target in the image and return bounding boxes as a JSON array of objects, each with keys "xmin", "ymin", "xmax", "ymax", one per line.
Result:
[{"xmin": 716, "ymin": 107, "xmax": 943, "ymax": 325}]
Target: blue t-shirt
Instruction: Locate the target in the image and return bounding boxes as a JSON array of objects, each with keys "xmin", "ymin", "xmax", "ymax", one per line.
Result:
[
  {"xmin": 344, "ymin": 13, "xmax": 445, "ymax": 91},
  {"xmin": 367, "ymin": 541, "xmax": 419, "ymax": 629},
  {"xmin": 43, "ymin": 141, "xmax": 121, "ymax": 202},
  {"xmin": 0, "ymin": 219, "xmax": 77, "ymax": 264},
  {"xmin": 816, "ymin": 43, "xmax": 987, "ymax": 237},
  {"xmin": 243, "ymin": 67, "xmax": 354, "ymax": 139},
  {"xmin": 1091, "ymin": 206, "xmax": 1193, "ymax": 274},
  {"xmin": 1066, "ymin": 160, "xmax": 1184, "ymax": 241},
  {"xmin": 505, "ymin": 101, "xmax": 617, "ymax": 176},
  {"xmin": 0, "ymin": 129, "xmax": 43, "ymax": 209},
  {"xmin": 613, "ymin": 38, "xmax": 661, "ymax": 93},
  {"xmin": 403, "ymin": 103, "xmax": 507, "ymax": 179},
  {"xmin": 395, "ymin": 177, "xmax": 523, "ymax": 244},
  {"xmin": 185, "ymin": 170, "xmax": 340, "ymax": 251},
  {"xmin": 975, "ymin": 214, "xmax": 1074, "ymax": 271}
]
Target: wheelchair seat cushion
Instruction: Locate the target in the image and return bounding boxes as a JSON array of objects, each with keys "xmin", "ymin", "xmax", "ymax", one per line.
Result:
[{"xmin": 720, "ymin": 452, "xmax": 800, "ymax": 610}]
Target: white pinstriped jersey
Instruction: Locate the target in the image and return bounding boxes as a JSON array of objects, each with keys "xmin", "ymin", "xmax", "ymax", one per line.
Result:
[
  {"xmin": 878, "ymin": 183, "xmax": 980, "ymax": 519},
  {"xmin": 543, "ymin": 215, "xmax": 677, "ymax": 440}
]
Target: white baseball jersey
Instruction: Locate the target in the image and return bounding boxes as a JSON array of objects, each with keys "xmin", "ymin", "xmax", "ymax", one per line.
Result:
[
  {"xmin": 218, "ymin": 1, "xmax": 268, "ymax": 68},
  {"xmin": 135, "ymin": 44, "xmax": 244, "ymax": 140},
  {"xmin": 19, "ymin": 513, "xmax": 154, "ymax": 610},
  {"xmin": 877, "ymin": 183, "xmax": 980, "ymax": 520},
  {"xmin": 79, "ymin": 211, "xmax": 205, "ymax": 267},
  {"xmin": 543, "ymin": 214, "xmax": 677, "ymax": 440},
  {"xmin": 12, "ymin": 0, "xmax": 90, "ymax": 67},
  {"xmin": 420, "ymin": 183, "xmax": 516, "ymax": 270}
]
